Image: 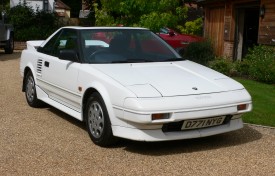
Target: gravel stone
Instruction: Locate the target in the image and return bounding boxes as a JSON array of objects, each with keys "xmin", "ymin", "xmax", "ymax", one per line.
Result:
[{"xmin": 0, "ymin": 51, "xmax": 274, "ymax": 176}]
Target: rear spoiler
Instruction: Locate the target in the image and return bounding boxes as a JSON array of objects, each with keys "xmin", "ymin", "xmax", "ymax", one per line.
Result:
[{"xmin": 26, "ymin": 40, "xmax": 45, "ymax": 51}]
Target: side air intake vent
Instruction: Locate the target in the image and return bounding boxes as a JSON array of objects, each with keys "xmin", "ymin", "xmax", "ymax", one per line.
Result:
[{"xmin": 37, "ymin": 59, "xmax": 43, "ymax": 76}]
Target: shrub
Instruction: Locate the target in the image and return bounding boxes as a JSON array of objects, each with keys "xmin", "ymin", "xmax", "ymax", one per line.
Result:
[
  {"xmin": 8, "ymin": 3, "xmax": 59, "ymax": 41},
  {"xmin": 34, "ymin": 10, "xmax": 59, "ymax": 39},
  {"xmin": 178, "ymin": 17, "xmax": 203, "ymax": 36},
  {"xmin": 7, "ymin": 3, "xmax": 34, "ymax": 30},
  {"xmin": 243, "ymin": 45, "xmax": 275, "ymax": 84},
  {"xmin": 184, "ymin": 40, "xmax": 215, "ymax": 65},
  {"xmin": 208, "ymin": 58, "xmax": 233, "ymax": 76},
  {"xmin": 234, "ymin": 60, "xmax": 250, "ymax": 77}
]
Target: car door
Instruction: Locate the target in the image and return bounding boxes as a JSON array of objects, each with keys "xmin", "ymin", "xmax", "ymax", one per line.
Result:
[{"xmin": 37, "ymin": 29, "xmax": 82, "ymax": 112}]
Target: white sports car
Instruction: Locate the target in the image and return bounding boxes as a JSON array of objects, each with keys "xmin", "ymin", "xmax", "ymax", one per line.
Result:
[{"xmin": 20, "ymin": 27, "xmax": 252, "ymax": 147}]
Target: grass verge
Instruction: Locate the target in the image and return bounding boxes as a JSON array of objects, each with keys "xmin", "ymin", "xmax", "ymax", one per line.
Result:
[{"xmin": 234, "ymin": 78, "xmax": 275, "ymax": 127}]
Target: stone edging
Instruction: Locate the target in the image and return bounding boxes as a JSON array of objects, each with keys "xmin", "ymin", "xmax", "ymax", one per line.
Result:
[{"xmin": 244, "ymin": 123, "xmax": 275, "ymax": 129}]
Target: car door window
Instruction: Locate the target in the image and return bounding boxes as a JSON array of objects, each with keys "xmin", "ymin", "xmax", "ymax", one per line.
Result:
[
  {"xmin": 39, "ymin": 30, "xmax": 61, "ymax": 55},
  {"xmin": 40, "ymin": 29, "xmax": 79, "ymax": 59},
  {"xmin": 53, "ymin": 30, "xmax": 79, "ymax": 58}
]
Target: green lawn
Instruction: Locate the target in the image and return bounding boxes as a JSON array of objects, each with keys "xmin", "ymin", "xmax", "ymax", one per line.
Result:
[{"xmin": 234, "ymin": 78, "xmax": 275, "ymax": 127}]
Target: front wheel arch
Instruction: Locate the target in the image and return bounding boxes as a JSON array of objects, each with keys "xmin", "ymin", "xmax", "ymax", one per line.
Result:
[
  {"xmin": 22, "ymin": 67, "xmax": 32, "ymax": 92},
  {"xmin": 81, "ymin": 85, "xmax": 115, "ymax": 123},
  {"xmin": 82, "ymin": 88, "xmax": 98, "ymax": 111},
  {"xmin": 23, "ymin": 70, "xmax": 43, "ymax": 107},
  {"xmin": 84, "ymin": 92, "xmax": 117, "ymax": 147}
]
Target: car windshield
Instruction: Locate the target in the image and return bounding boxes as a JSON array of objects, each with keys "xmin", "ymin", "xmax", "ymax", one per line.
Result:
[
  {"xmin": 80, "ymin": 29, "xmax": 183, "ymax": 64},
  {"xmin": 159, "ymin": 28, "xmax": 170, "ymax": 34}
]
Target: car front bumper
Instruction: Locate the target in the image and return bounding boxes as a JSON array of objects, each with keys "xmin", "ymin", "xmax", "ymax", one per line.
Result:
[
  {"xmin": 112, "ymin": 118, "xmax": 243, "ymax": 141},
  {"xmin": 110, "ymin": 89, "xmax": 251, "ymax": 141},
  {"xmin": 114, "ymin": 89, "xmax": 252, "ymax": 124}
]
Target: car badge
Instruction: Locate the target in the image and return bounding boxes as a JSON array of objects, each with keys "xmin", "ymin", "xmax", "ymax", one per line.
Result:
[{"xmin": 192, "ymin": 87, "xmax": 198, "ymax": 90}]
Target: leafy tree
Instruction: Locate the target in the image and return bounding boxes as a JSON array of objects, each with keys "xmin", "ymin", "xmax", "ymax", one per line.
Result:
[
  {"xmin": 177, "ymin": 17, "xmax": 203, "ymax": 36},
  {"xmin": 0, "ymin": 0, "xmax": 10, "ymax": 11},
  {"xmin": 8, "ymin": 2, "xmax": 34, "ymax": 29},
  {"xmin": 83, "ymin": 0, "xmax": 101, "ymax": 10},
  {"xmin": 93, "ymin": 0, "xmax": 188, "ymax": 32}
]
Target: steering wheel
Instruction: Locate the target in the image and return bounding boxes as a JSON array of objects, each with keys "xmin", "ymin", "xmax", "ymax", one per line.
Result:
[{"xmin": 88, "ymin": 49, "xmax": 110, "ymax": 62}]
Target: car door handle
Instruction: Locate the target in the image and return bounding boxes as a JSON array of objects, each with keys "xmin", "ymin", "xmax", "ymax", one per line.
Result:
[{"xmin": 44, "ymin": 61, "xmax": 50, "ymax": 67}]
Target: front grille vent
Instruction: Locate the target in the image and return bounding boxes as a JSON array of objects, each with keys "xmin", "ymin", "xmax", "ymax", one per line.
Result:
[
  {"xmin": 162, "ymin": 121, "xmax": 183, "ymax": 132},
  {"xmin": 37, "ymin": 59, "xmax": 43, "ymax": 76}
]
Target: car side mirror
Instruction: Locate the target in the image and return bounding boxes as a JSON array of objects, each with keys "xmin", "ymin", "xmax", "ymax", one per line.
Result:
[
  {"xmin": 37, "ymin": 46, "xmax": 43, "ymax": 52},
  {"xmin": 59, "ymin": 49, "xmax": 79, "ymax": 62}
]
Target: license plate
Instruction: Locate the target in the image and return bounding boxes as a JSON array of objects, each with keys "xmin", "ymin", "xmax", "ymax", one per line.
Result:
[{"xmin": 181, "ymin": 116, "xmax": 226, "ymax": 130}]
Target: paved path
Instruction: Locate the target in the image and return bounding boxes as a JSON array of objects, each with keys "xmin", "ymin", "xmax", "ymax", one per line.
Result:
[{"xmin": 0, "ymin": 52, "xmax": 274, "ymax": 176}]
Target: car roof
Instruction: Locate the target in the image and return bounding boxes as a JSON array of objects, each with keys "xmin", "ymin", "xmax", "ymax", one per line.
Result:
[{"xmin": 61, "ymin": 26, "xmax": 149, "ymax": 30}]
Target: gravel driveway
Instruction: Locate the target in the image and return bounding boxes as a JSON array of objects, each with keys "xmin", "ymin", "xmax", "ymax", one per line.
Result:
[{"xmin": 0, "ymin": 52, "xmax": 274, "ymax": 176}]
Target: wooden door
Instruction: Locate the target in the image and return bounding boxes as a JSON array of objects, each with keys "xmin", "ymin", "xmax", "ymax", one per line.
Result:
[{"xmin": 204, "ymin": 7, "xmax": 225, "ymax": 56}]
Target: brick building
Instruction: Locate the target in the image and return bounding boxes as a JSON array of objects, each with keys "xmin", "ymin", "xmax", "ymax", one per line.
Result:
[{"xmin": 198, "ymin": 0, "xmax": 275, "ymax": 60}]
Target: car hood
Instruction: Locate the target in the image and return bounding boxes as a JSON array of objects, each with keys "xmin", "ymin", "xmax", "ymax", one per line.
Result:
[
  {"xmin": 92, "ymin": 61, "xmax": 244, "ymax": 97},
  {"xmin": 175, "ymin": 34, "xmax": 203, "ymax": 42}
]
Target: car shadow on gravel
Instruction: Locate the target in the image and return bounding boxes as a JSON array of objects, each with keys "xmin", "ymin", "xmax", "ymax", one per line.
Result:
[
  {"xmin": 44, "ymin": 106, "xmax": 263, "ymax": 154},
  {"xmin": 46, "ymin": 106, "xmax": 87, "ymax": 131},
  {"xmin": 123, "ymin": 125, "xmax": 263, "ymax": 155}
]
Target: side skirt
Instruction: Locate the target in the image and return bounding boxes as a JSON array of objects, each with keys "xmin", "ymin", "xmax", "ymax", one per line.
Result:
[{"xmin": 36, "ymin": 85, "xmax": 83, "ymax": 121}]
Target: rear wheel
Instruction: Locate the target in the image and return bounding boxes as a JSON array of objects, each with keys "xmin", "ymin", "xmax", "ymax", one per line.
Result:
[
  {"xmin": 25, "ymin": 71, "xmax": 43, "ymax": 107},
  {"xmin": 85, "ymin": 92, "xmax": 117, "ymax": 147},
  {"xmin": 4, "ymin": 33, "xmax": 14, "ymax": 54}
]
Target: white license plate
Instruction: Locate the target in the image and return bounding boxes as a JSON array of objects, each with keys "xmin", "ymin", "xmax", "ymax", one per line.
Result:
[{"xmin": 181, "ymin": 116, "xmax": 226, "ymax": 130}]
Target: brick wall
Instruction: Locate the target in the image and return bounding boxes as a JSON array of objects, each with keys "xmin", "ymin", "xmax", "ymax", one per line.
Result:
[
  {"xmin": 14, "ymin": 42, "xmax": 27, "ymax": 50},
  {"xmin": 223, "ymin": 41, "xmax": 234, "ymax": 59}
]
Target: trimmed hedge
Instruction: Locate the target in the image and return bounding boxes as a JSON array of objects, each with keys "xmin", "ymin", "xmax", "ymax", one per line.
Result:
[{"xmin": 8, "ymin": 3, "xmax": 59, "ymax": 41}]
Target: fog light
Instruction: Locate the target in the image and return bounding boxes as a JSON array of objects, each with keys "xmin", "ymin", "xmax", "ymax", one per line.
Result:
[
  {"xmin": 237, "ymin": 104, "xmax": 247, "ymax": 111},
  {"xmin": 152, "ymin": 113, "xmax": 169, "ymax": 120}
]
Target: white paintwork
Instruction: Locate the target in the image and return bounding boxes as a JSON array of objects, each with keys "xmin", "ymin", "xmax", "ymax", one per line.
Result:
[
  {"xmin": 20, "ymin": 27, "xmax": 252, "ymax": 142},
  {"xmin": 111, "ymin": 118, "xmax": 243, "ymax": 141},
  {"xmin": 26, "ymin": 40, "xmax": 44, "ymax": 51},
  {"xmin": 93, "ymin": 62, "xmax": 244, "ymax": 97}
]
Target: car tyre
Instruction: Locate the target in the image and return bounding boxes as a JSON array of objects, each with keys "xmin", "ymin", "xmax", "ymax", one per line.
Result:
[
  {"xmin": 25, "ymin": 71, "xmax": 43, "ymax": 107},
  {"xmin": 4, "ymin": 33, "xmax": 14, "ymax": 54},
  {"xmin": 85, "ymin": 92, "xmax": 117, "ymax": 147}
]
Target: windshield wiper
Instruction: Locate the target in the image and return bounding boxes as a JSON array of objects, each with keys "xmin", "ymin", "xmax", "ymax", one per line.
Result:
[
  {"xmin": 162, "ymin": 58, "xmax": 185, "ymax": 62},
  {"xmin": 111, "ymin": 58, "xmax": 184, "ymax": 63},
  {"xmin": 112, "ymin": 59, "xmax": 153, "ymax": 63},
  {"xmin": 111, "ymin": 60, "xmax": 129, "ymax": 63}
]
